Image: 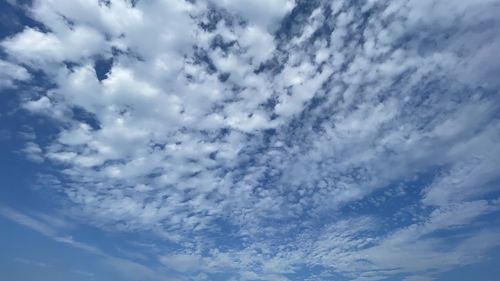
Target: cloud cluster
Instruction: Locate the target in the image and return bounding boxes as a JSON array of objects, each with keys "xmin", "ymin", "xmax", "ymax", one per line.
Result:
[
  {"xmin": 2, "ymin": 0, "xmax": 500, "ymax": 280},
  {"xmin": 0, "ymin": 59, "xmax": 30, "ymax": 88}
]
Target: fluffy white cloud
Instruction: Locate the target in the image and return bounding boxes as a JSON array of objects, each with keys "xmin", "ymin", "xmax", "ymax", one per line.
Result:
[
  {"xmin": 2, "ymin": 26, "xmax": 105, "ymax": 70},
  {"xmin": 0, "ymin": 59, "xmax": 30, "ymax": 89}
]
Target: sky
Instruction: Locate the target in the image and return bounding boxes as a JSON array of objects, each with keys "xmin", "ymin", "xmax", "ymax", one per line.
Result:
[{"xmin": 0, "ymin": 0, "xmax": 500, "ymax": 280}]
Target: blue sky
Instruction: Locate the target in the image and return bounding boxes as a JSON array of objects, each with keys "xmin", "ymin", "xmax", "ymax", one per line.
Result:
[{"xmin": 1, "ymin": 0, "xmax": 500, "ymax": 280}]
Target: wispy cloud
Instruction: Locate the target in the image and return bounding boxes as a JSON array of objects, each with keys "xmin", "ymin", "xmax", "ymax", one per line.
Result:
[
  {"xmin": 0, "ymin": 206, "xmax": 169, "ymax": 281},
  {"xmin": 0, "ymin": 206, "xmax": 57, "ymax": 237},
  {"xmin": 14, "ymin": 257, "xmax": 50, "ymax": 268}
]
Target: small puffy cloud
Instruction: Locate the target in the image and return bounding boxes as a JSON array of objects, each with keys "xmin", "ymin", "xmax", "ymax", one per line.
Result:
[
  {"xmin": 23, "ymin": 96, "xmax": 52, "ymax": 112},
  {"xmin": 2, "ymin": 26, "xmax": 105, "ymax": 69},
  {"xmin": 0, "ymin": 60, "xmax": 30, "ymax": 88},
  {"xmin": 22, "ymin": 141, "xmax": 44, "ymax": 163}
]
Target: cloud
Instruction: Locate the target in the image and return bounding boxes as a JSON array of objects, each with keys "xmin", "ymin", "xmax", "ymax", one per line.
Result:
[
  {"xmin": 2, "ymin": 0, "xmax": 500, "ymax": 280},
  {"xmin": 0, "ymin": 59, "xmax": 30, "ymax": 89},
  {"xmin": 21, "ymin": 141, "xmax": 44, "ymax": 163},
  {"xmin": 0, "ymin": 206, "xmax": 56, "ymax": 236},
  {"xmin": 403, "ymin": 276, "xmax": 434, "ymax": 281},
  {"xmin": 0, "ymin": 206, "xmax": 169, "ymax": 281},
  {"xmin": 72, "ymin": 269, "xmax": 94, "ymax": 277},
  {"xmin": 14, "ymin": 257, "xmax": 50, "ymax": 268},
  {"xmin": 160, "ymin": 254, "xmax": 201, "ymax": 273}
]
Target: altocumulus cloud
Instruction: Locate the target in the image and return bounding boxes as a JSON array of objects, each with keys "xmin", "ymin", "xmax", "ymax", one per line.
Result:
[{"xmin": 1, "ymin": 0, "xmax": 500, "ymax": 280}]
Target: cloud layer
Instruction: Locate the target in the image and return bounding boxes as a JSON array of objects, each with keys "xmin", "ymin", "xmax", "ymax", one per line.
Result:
[{"xmin": 2, "ymin": 0, "xmax": 500, "ymax": 280}]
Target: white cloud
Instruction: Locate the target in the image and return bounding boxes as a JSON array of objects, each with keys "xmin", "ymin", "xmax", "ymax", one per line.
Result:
[
  {"xmin": 14, "ymin": 257, "xmax": 50, "ymax": 268},
  {"xmin": 3, "ymin": 0, "xmax": 500, "ymax": 280},
  {"xmin": 160, "ymin": 254, "xmax": 201, "ymax": 273},
  {"xmin": 22, "ymin": 141, "xmax": 44, "ymax": 163},
  {"xmin": 2, "ymin": 26, "xmax": 105, "ymax": 70},
  {"xmin": 0, "ymin": 59, "xmax": 30, "ymax": 89},
  {"xmin": 0, "ymin": 206, "xmax": 56, "ymax": 236}
]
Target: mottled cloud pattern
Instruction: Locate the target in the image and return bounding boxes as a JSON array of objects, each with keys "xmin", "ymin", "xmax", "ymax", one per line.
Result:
[{"xmin": 1, "ymin": 0, "xmax": 500, "ymax": 280}]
